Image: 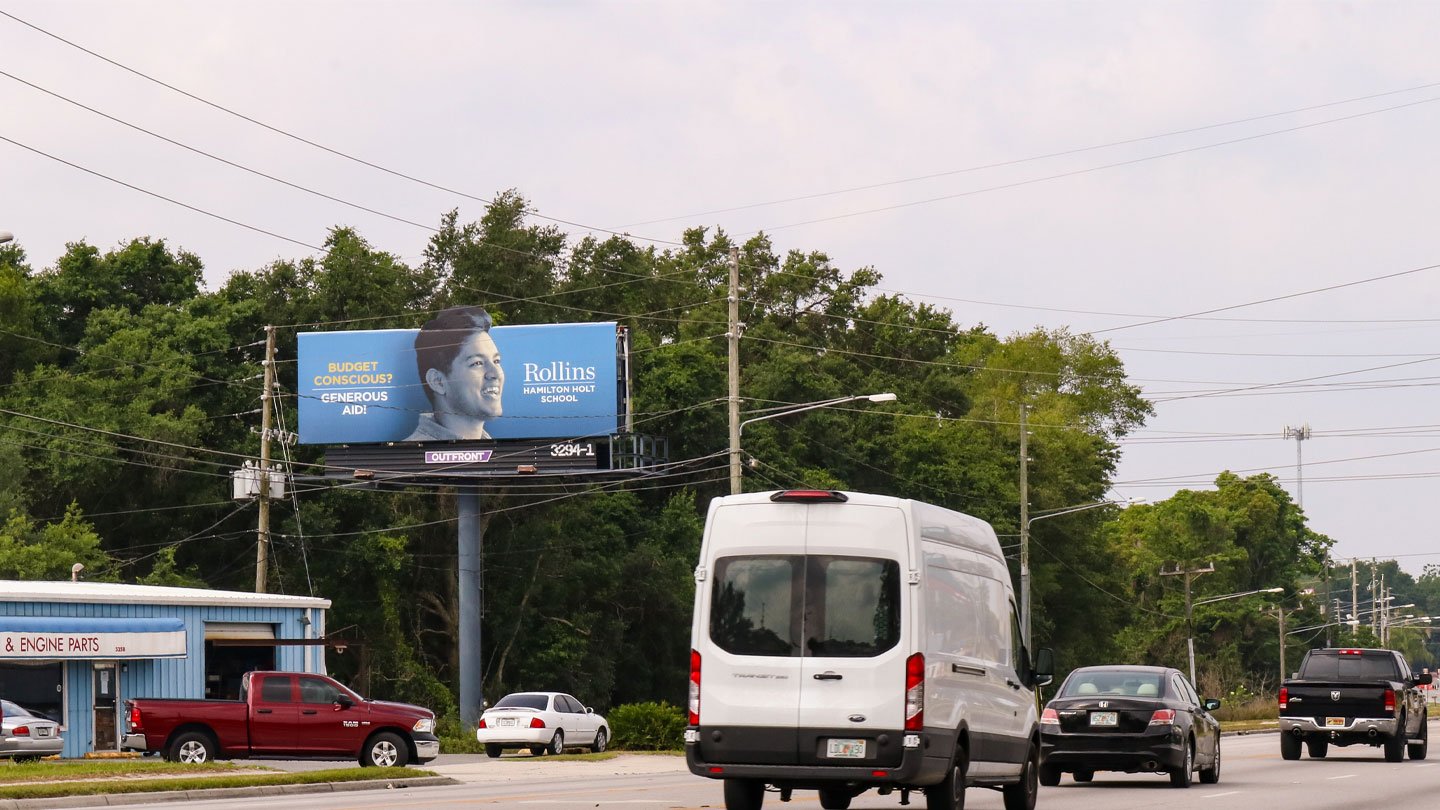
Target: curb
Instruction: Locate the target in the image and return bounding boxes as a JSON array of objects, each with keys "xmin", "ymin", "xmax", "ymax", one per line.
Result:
[{"xmin": 0, "ymin": 776, "xmax": 460, "ymax": 810}]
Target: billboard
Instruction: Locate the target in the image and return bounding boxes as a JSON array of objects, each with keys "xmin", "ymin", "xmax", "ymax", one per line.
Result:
[{"xmin": 297, "ymin": 315, "xmax": 620, "ymax": 445}]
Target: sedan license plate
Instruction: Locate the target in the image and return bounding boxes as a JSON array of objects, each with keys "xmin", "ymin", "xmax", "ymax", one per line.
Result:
[
  {"xmin": 826, "ymin": 738, "xmax": 866, "ymax": 759},
  {"xmin": 498, "ymin": 717, "xmax": 518, "ymax": 727},
  {"xmin": 1326, "ymin": 717, "xmax": 1346, "ymax": 728},
  {"xmin": 1089, "ymin": 711, "xmax": 1118, "ymax": 727}
]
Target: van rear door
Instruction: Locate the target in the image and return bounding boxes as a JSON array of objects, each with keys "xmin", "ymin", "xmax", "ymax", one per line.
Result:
[
  {"xmin": 797, "ymin": 504, "xmax": 909, "ymax": 767},
  {"xmin": 696, "ymin": 503, "xmax": 806, "ymax": 764}
]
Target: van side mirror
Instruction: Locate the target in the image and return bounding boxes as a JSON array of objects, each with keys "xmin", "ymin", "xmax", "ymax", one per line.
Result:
[{"xmin": 1031, "ymin": 648, "xmax": 1054, "ymax": 688}]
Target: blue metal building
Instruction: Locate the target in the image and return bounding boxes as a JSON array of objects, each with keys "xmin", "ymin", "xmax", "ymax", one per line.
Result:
[{"xmin": 0, "ymin": 581, "xmax": 329, "ymax": 758}]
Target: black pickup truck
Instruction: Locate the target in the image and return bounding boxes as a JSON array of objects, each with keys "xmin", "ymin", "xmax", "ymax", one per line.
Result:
[{"xmin": 1279, "ymin": 648, "xmax": 1431, "ymax": 762}]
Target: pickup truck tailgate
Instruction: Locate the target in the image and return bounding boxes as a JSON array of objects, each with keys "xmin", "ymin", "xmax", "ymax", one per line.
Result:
[{"xmin": 1285, "ymin": 682, "xmax": 1390, "ymax": 721}]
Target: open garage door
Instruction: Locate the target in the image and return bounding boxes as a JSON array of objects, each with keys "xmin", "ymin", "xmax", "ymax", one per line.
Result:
[{"xmin": 204, "ymin": 623, "xmax": 275, "ymax": 699}]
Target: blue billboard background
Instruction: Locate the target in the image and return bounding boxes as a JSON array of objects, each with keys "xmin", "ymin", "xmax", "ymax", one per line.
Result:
[{"xmin": 297, "ymin": 322, "xmax": 619, "ymax": 444}]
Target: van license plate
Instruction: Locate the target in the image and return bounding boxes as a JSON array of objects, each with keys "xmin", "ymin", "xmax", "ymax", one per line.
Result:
[
  {"xmin": 827, "ymin": 738, "xmax": 866, "ymax": 758},
  {"xmin": 1326, "ymin": 717, "xmax": 1346, "ymax": 728},
  {"xmin": 1089, "ymin": 712, "xmax": 1118, "ymax": 727}
]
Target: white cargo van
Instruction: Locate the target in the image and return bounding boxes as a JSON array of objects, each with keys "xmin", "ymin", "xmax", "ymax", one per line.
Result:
[{"xmin": 685, "ymin": 490, "xmax": 1053, "ymax": 810}]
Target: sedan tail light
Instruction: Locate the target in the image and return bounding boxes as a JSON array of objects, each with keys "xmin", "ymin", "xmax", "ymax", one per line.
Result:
[
  {"xmin": 13, "ymin": 725, "xmax": 29, "ymax": 736},
  {"xmin": 1149, "ymin": 709, "xmax": 1176, "ymax": 726},
  {"xmin": 1384, "ymin": 688, "xmax": 1396, "ymax": 713},
  {"xmin": 904, "ymin": 653, "xmax": 925, "ymax": 731},
  {"xmin": 529, "ymin": 717, "xmax": 546, "ymax": 729},
  {"xmin": 1040, "ymin": 708, "xmax": 1060, "ymax": 727},
  {"xmin": 477, "ymin": 718, "xmax": 487, "ymax": 729},
  {"xmin": 1278, "ymin": 687, "xmax": 1288, "ymax": 711},
  {"xmin": 688, "ymin": 649, "xmax": 702, "ymax": 726}
]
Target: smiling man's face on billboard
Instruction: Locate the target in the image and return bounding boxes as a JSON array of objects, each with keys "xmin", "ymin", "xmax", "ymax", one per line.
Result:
[{"xmin": 436, "ymin": 330, "xmax": 504, "ymax": 422}]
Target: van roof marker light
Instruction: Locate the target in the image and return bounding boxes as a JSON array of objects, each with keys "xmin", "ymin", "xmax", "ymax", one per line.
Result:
[{"xmin": 770, "ymin": 490, "xmax": 848, "ymax": 503}]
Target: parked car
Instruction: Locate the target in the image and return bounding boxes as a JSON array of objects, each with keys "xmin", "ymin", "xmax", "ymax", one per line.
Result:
[
  {"xmin": 123, "ymin": 671, "xmax": 438, "ymax": 767},
  {"xmin": 475, "ymin": 692, "xmax": 609, "ymax": 757},
  {"xmin": 1, "ymin": 699, "xmax": 63, "ymax": 761},
  {"xmin": 1279, "ymin": 647, "xmax": 1430, "ymax": 761},
  {"xmin": 1039, "ymin": 665, "xmax": 1221, "ymax": 788}
]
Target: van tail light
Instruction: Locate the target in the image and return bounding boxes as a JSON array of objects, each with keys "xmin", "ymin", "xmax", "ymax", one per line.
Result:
[
  {"xmin": 1149, "ymin": 709, "xmax": 1176, "ymax": 726},
  {"xmin": 1384, "ymin": 688, "xmax": 1396, "ymax": 713},
  {"xmin": 12, "ymin": 725, "xmax": 29, "ymax": 736},
  {"xmin": 1278, "ymin": 687, "xmax": 1288, "ymax": 711},
  {"xmin": 904, "ymin": 653, "xmax": 925, "ymax": 731},
  {"xmin": 128, "ymin": 704, "xmax": 143, "ymax": 732},
  {"xmin": 689, "ymin": 649, "xmax": 702, "ymax": 726},
  {"xmin": 1040, "ymin": 708, "xmax": 1059, "ymax": 727},
  {"xmin": 477, "ymin": 718, "xmax": 487, "ymax": 729},
  {"xmin": 770, "ymin": 490, "xmax": 848, "ymax": 503},
  {"xmin": 529, "ymin": 717, "xmax": 546, "ymax": 729}
]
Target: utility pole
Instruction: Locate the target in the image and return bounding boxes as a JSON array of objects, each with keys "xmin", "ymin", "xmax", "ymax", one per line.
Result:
[
  {"xmin": 1161, "ymin": 563, "xmax": 1215, "ymax": 687},
  {"xmin": 1351, "ymin": 559, "xmax": 1358, "ymax": 641},
  {"xmin": 1284, "ymin": 424, "xmax": 1321, "ymax": 642},
  {"xmin": 1276, "ymin": 606, "xmax": 1287, "ymax": 684},
  {"xmin": 1019, "ymin": 401, "xmax": 1031, "ymax": 651},
  {"xmin": 255, "ymin": 325, "xmax": 276, "ymax": 593},
  {"xmin": 728, "ymin": 246, "xmax": 742, "ymax": 495}
]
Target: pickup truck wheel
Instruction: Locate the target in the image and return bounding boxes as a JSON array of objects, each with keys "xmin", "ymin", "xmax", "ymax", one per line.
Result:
[
  {"xmin": 168, "ymin": 732, "xmax": 215, "ymax": 765},
  {"xmin": 1038, "ymin": 764, "xmax": 1061, "ymax": 787},
  {"xmin": 1384, "ymin": 717, "xmax": 1407, "ymax": 763},
  {"xmin": 1306, "ymin": 739, "xmax": 1328, "ymax": 759},
  {"xmin": 1072, "ymin": 770, "xmax": 1093, "ymax": 783},
  {"xmin": 361, "ymin": 732, "xmax": 409, "ymax": 768},
  {"xmin": 1169, "ymin": 741, "xmax": 1193, "ymax": 788},
  {"xmin": 1280, "ymin": 733, "xmax": 1301, "ymax": 761},
  {"xmin": 818, "ymin": 787, "xmax": 853, "ymax": 810},
  {"xmin": 1408, "ymin": 716, "xmax": 1427, "ymax": 760},
  {"xmin": 485, "ymin": 744, "xmax": 503, "ymax": 758}
]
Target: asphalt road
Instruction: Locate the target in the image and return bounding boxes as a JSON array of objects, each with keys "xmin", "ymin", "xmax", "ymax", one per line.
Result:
[{"xmin": 111, "ymin": 722, "xmax": 1440, "ymax": 810}]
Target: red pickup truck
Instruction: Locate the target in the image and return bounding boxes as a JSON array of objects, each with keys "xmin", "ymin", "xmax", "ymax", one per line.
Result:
[{"xmin": 122, "ymin": 671, "xmax": 439, "ymax": 767}]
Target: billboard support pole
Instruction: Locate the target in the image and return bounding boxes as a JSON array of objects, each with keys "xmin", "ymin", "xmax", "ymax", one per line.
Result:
[{"xmin": 458, "ymin": 486, "xmax": 483, "ymax": 729}]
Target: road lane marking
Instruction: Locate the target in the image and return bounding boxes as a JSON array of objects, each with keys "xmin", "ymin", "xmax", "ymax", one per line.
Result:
[
  {"xmin": 1202, "ymin": 790, "xmax": 1241, "ymax": 798},
  {"xmin": 1327, "ymin": 774, "xmax": 1356, "ymax": 780}
]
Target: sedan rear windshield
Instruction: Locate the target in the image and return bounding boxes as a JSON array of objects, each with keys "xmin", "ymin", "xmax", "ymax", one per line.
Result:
[
  {"xmin": 1, "ymin": 699, "xmax": 35, "ymax": 718},
  {"xmin": 710, "ymin": 554, "xmax": 901, "ymax": 658},
  {"xmin": 1060, "ymin": 671, "xmax": 1166, "ymax": 699},
  {"xmin": 1298, "ymin": 652, "xmax": 1399, "ymax": 681},
  {"xmin": 494, "ymin": 693, "xmax": 549, "ymax": 710}
]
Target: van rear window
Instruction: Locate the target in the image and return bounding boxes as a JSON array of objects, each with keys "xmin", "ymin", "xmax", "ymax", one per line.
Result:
[{"xmin": 710, "ymin": 555, "xmax": 900, "ymax": 658}]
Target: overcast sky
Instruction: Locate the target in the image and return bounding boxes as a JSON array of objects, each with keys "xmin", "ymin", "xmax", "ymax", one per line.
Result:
[{"xmin": 5, "ymin": 2, "xmax": 1440, "ymax": 576}]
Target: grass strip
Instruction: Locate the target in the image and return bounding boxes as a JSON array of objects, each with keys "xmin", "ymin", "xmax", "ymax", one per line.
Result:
[
  {"xmin": 0, "ymin": 760, "xmax": 249, "ymax": 782},
  {"xmin": 0, "ymin": 767, "xmax": 430, "ymax": 800}
]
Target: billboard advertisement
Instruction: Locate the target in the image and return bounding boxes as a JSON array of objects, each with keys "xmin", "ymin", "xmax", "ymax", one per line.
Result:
[{"xmin": 297, "ymin": 310, "xmax": 620, "ymax": 445}]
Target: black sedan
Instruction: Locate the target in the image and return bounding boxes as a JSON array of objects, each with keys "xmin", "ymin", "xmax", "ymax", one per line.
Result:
[{"xmin": 1039, "ymin": 665, "xmax": 1222, "ymax": 788}]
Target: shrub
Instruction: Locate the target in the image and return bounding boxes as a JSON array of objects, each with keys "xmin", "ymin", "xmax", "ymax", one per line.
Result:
[
  {"xmin": 436, "ymin": 709, "xmax": 484, "ymax": 754},
  {"xmin": 609, "ymin": 701, "xmax": 686, "ymax": 751}
]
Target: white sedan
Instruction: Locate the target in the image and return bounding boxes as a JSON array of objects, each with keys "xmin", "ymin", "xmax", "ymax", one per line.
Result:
[{"xmin": 475, "ymin": 692, "xmax": 609, "ymax": 757}]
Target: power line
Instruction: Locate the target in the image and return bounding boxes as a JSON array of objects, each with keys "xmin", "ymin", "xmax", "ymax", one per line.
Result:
[
  {"xmin": 748, "ymin": 93, "xmax": 1440, "ymax": 234},
  {"xmin": 619, "ymin": 79, "xmax": 1440, "ymax": 228},
  {"xmin": 0, "ymin": 9, "xmax": 681, "ymax": 248}
]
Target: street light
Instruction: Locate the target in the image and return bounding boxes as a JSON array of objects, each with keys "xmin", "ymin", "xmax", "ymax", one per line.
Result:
[
  {"xmin": 731, "ymin": 393, "xmax": 898, "ymax": 493},
  {"xmin": 1019, "ymin": 497, "xmax": 1138, "ymax": 650},
  {"xmin": 1185, "ymin": 587, "xmax": 1283, "ymax": 687}
]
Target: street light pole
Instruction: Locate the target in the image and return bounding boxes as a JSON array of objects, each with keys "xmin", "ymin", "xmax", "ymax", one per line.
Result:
[
  {"xmin": 1021, "ymin": 498, "xmax": 1134, "ymax": 650},
  {"xmin": 1182, "ymin": 585, "xmax": 1284, "ymax": 687},
  {"xmin": 734, "ymin": 393, "xmax": 898, "ymax": 490}
]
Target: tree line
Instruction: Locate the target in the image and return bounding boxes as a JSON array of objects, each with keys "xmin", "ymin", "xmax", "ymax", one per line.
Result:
[{"xmin": 0, "ymin": 191, "xmax": 1433, "ymax": 718}]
